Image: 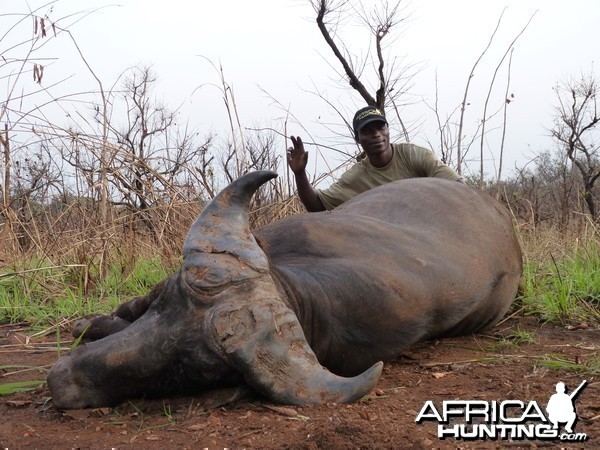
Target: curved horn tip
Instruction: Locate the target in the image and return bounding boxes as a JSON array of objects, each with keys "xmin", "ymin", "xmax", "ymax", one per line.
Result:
[
  {"xmin": 237, "ymin": 170, "xmax": 278, "ymax": 189},
  {"xmin": 218, "ymin": 170, "xmax": 278, "ymax": 206},
  {"xmin": 183, "ymin": 170, "xmax": 278, "ymax": 252},
  {"xmin": 347, "ymin": 361, "xmax": 384, "ymax": 402}
]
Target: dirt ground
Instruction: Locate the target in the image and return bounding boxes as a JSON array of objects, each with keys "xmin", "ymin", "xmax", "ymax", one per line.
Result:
[{"xmin": 1, "ymin": 316, "xmax": 598, "ymax": 449}]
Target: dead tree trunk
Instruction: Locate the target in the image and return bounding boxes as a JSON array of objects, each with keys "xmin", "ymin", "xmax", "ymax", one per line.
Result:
[{"xmin": 0, "ymin": 123, "xmax": 16, "ymax": 253}]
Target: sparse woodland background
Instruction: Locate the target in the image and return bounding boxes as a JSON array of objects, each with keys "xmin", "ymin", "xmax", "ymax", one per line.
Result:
[{"xmin": 1, "ymin": 1, "xmax": 600, "ymax": 312}]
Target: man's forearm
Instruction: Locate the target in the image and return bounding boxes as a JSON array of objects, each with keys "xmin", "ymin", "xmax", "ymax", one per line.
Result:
[{"xmin": 294, "ymin": 171, "xmax": 326, "ymax": 212}]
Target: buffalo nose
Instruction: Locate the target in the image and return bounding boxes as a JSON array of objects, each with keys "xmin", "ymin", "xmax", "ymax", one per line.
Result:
[{"xmin": 47, "ymin": 357, "xmax": 85, "ymax": 409}]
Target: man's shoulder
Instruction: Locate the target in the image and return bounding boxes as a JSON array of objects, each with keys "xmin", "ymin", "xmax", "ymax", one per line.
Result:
[
  {"xmin": 392, "ymin": 142, "xmax": 433, "ymax": 155},
  {"xmin": 392, "ymin": 142, "xmax": 436, "ymax": 166}
]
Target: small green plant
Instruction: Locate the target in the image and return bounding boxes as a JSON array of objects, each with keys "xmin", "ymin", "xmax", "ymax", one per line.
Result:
[
  {"xmin": 535, "ymin": 354, "xmax": 600, "ymax": 376},
  {"xmin": 0, "ymin": 380, "xmax": 46, "ymax": 395},
  {"xmin": 128, "ymin": 401, "xmax": 147, "ymax": 432},
  {"xmin": 502, "ymin": 328, "xmax": 536, "ymax": 346},
  {"xmin": 162, "ymin": 401, "xmax": 175, "ymax": 424},
  {"xmin": 485, "ymin": 327, "xmax": 536, "ymax": 352},
  {"xmin": 520, "ymin": 238, "xmax": 600, "ymax": 325},
  {"xmin": 0, "ymin": 365, "xmax": 48, "ymax": 395}
]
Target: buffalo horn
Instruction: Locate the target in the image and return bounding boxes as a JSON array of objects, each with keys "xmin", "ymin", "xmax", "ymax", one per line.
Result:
[
  {"xmin": 183, "ymin": 170, "xmax": 278, "ymax": 289},
  {"xmin": 208, "ymin": 299, "xmax": 383, "ymax": 404}
]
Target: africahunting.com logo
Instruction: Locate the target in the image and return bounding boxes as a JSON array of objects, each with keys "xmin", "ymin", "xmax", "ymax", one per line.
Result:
[{"xmin": 416, "ymin": 380, "xmax": 588, "ymax": 442}]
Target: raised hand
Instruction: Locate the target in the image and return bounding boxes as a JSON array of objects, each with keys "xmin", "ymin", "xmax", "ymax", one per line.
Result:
[{"xmin": 287, "ymin": 135, "xmax": 308, "ymax": 174}]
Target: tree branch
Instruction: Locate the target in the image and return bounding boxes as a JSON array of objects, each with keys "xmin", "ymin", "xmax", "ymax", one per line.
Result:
[{"xmin": 313, "ymin": 0, "xmax": 377, "ymax": 106}]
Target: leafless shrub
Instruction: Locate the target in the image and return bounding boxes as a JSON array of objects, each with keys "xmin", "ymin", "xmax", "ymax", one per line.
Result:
[
  {"xmin": 551, "ymin": 72, "xmax": 600, "ymax": 221},
  {"xmin": 0, "ymin": 7, "xmax": 290, "ymax": 274},
  {"xmin": 309, "ymin": 0, "xmax": 422, "ymax": 143}
]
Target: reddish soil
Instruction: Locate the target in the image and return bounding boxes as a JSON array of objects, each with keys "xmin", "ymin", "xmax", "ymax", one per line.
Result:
[{"xmin": 1, "ymin": 316, "xmax": 598, "ymax": 449}]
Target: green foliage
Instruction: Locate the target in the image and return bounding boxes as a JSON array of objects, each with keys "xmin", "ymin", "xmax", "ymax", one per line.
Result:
[
  {"xmin": 0, "ymin": 380, "xmax": 46, "ymax": 395},
  {"xmin": 535, "ymin": 354, "xmax": 600, "ymax": 376},
  {"xmin": 0, "ymin": 258, "xmax": 171, "ymax": 330},
  {"xmin": 2, "ymin": 227, "xmax": 599, "ymax": 334},
  {"xmin": 504, "ymin": 327, "xmax": 536, "ymax": 345},
  {"xmin": 494, "ymin": 327, "xmax": 536, "ymax": 350},
  {"xmin": 520, "ymin": 239, "xmax": 600, "ymax": 324}
]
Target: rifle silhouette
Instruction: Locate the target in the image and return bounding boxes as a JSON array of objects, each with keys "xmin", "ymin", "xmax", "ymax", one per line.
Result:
[{"xmin": 569, "ymin": 380, "xmax": 587, "ymax": 400}]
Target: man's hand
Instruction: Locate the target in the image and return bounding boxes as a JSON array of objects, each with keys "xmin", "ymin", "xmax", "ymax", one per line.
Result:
[
  {"xmin": 285, "ymin": 135, "xmax": 325, "ymax": 212},
  {"xmin": 287, "ymin": 136, "xmax": 308, "ymax": 174}
]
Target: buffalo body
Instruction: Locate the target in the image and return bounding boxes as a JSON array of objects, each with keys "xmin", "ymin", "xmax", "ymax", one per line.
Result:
[{"xmin": 47, "ymin": 171, "xmax": 522, "ymax": 409}]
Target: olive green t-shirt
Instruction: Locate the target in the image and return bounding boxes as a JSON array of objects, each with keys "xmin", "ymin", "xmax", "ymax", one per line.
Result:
[{"xmin": 317, "ymin": 143, "xmax": 461, "ymax": 210}]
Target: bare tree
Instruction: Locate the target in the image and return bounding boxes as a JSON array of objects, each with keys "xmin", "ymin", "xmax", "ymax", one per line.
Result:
[
  {"xmin": 0, "ymin": 124, "xmax": 17, "ymax": 252},
  {"xmin": 113, "ymin": 67, "xmax": 175, "ymax": 216},
  {"xmin": 104, "ymin": 67, "xmax": 214, "ymax": 232},
  {"xmin": 310, "ymin": 0, "xmax": 416, "ymax": 139},
  {"xmin": 477, "ymin": 12, "xmax": 535, "ymax": 186},
  {"xmin": 455, "ymin": 9, "xmax": 505, "ymax": 177},
  {"xmin": 0, "ymin": 6, "xmax": 60, "ymax": 253},
  {"xmin": 195, "ymin": 58, "xmax": 248, "ymax": 179},
  {"xmin": 500, "ymin": 151, "xmax": 579, "ymax": 230},
  {"xmin": 432, "ymin": 8, "xmax": 534, "ymax": 179},
  {"xmin": 53, "ymin": 65, "xmax": 216, "ymax": 246},
  {"xmin": 551, "ymin": 72, "xmax": 600, "ymax": 221}
]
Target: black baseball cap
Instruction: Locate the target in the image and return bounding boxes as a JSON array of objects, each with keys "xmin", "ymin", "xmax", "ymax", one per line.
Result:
[{"xmin": 352, "ymin": 106, "xmax": 387, "ymax": 137}]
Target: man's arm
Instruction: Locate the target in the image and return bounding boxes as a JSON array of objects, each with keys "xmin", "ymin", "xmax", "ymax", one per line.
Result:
[{"xmin": 287, "ymin": 136, "xmax": 326, "ymax": 212}]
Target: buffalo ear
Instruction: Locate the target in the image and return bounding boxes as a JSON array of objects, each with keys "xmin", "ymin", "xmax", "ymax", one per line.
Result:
[
  {"xmin": 73, "ymin": 275, "xmax": 172, "ymax": 341},
  {"xmin": 72, "ymin": 314, "xmax": 131, "ymax": 341},
  {"xmin": 113, "ymin": 276, "xmax": 169, "ymax": 322},
  {"xmin": 207, "ymin": 299, "xmax": 383, "ymax": 404}
]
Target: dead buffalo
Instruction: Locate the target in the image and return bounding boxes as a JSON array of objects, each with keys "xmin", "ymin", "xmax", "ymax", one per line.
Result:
[{"xmin": 47, "ymin": 170, "xmax": 522, "ymax": 409}]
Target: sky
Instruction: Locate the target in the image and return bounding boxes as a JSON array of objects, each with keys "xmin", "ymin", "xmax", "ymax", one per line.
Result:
[{"xmin": 3, "ymin": 0, "xmax": 599, "ymax": 183}]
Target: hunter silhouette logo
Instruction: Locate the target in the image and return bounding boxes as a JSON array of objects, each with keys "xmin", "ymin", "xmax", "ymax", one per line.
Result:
[
  {"xmin": 546, "ymin": 380, "xmax": 586, "ymax": 433},
  {"xmin": 416, "ymin": 380, "xmax": 589, "ymax": 442}
]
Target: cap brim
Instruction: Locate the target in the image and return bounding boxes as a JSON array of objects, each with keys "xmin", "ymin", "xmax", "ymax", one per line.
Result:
[{"xmin": 356, "ymin": 116, "xmax": 387, "ymax": 134}]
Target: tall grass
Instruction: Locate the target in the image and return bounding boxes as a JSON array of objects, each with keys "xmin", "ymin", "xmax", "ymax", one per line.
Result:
[
  {"xmin": 1, "ymin": 197, "xmax": 599, "ymax": 332},
  {"xmin": 517, "ymin": 223, "xmax": 600, "ymax": 325},
  {"xmin": 0, "ymin": 195, "xmax": 305, "ymax": 333},
  {"xmin": 0, "ymin": 257, "xmax": 170, "ymax": 332}
]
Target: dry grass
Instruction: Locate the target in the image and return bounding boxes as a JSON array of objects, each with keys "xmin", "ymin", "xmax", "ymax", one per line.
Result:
[{"xmin": 1, "ymin": 146, "xmax": 599, "ymax": 331}]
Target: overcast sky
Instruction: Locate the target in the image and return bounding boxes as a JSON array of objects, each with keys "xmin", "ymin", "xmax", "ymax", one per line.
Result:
[{"xmin": 4, "ymin": 0, "xmax": 599, "ymax": 182}]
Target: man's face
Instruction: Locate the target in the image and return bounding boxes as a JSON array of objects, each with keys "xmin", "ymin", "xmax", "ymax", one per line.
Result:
[{"xmin": 357, "ymin": 120, "xmax": 390, "ymax": 157}]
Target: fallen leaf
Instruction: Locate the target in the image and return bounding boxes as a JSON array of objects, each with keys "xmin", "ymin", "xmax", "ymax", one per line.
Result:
[
  {"xmin": 263, "ymin": 405, "xmax": 299, "ymax": 417},
  {"xmin": 63, "ymin": 409, "xmax": 90, "ymax": 420},
  {"xmin": 6, "ymin": 400, "xmax": 31, "ymax": 407},
  {"xmin": 432, "ymin": 372, "xmax": 451, "ymax": 379},
  {"xmin": 89, "ymin": 407, "xmax": 111, "ymax": 417},
  {"xmin": 567, "ymin": 323, "xmax": 589, "ymax": 330}
]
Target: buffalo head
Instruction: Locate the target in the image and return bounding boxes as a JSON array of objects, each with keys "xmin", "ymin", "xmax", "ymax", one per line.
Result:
[{"xmin": 47, "ymin": 171, "xmax": 382, "ymax": 409}]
